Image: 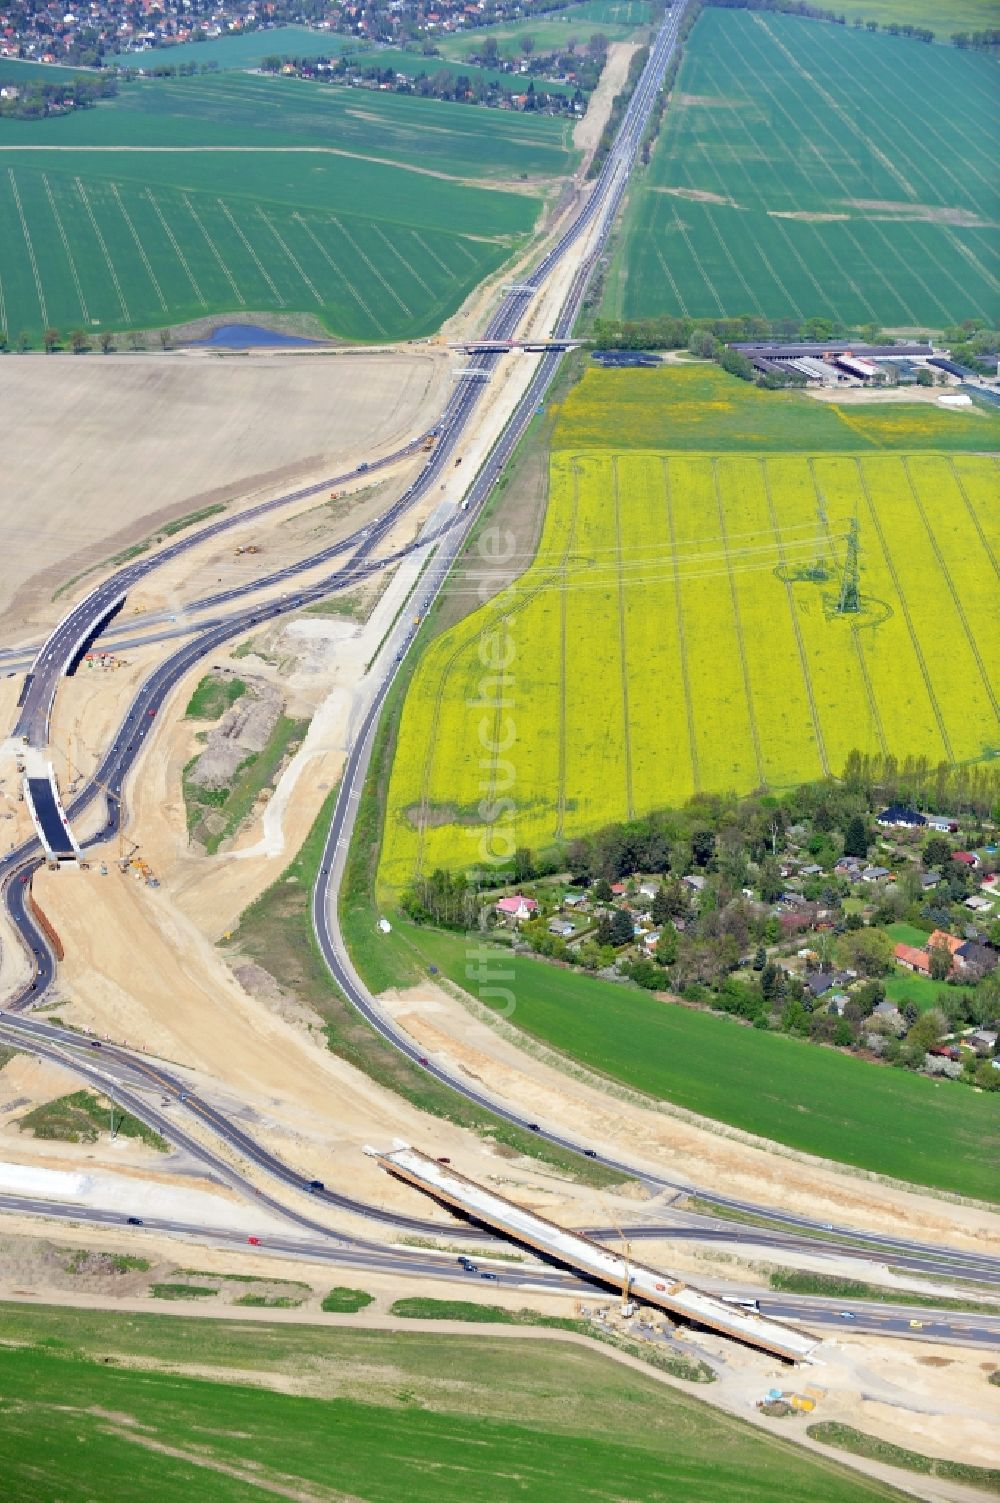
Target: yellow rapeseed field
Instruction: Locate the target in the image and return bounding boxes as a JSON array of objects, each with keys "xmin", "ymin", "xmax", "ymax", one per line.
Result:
[{"xmin": 377, "ymin": 449, "xmax": 1000, "ymax": 895}]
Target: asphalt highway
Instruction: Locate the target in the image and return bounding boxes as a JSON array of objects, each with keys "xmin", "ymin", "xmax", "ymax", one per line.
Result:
[
  {"xmin": 3, "ymin": 3, "xmax": 996, "ymax": 1329},
  {"xmin": 2, "ymin": 1191, "xmax": 998, "ymax": 1350}
]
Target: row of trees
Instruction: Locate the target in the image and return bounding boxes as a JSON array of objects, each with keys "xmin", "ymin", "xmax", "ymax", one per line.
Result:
[
  {"xmin": 0, "ymin": 72, "xmax": 117, "ymax": 119},
  {"xmin": 0, "ymin": 328, "xmax": 173, "ymax": 353}
]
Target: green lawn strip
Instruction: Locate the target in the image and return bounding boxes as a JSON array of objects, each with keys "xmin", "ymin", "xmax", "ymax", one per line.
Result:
[
  {"xmin": 768, "ymin": 1271, "xmax": 1000, "ymax": 1316},
  {"xmin": 18, "ymin": 1090, "xmax": 168, "ymax": 1152},
  {"xmin": 0, "ymin": 1308, "xmax": 913, "ymax": 1502},
  {"xmin": 883, "ymin": 974, "xmax": 971, "ymax": 1015},
  {"xmin": 224, "ymin": 788, "xmax": 622, "ymax": 1188},
  {"xmin": 149, "ymin": 1283, "xmax": 220, "ymax": 1300},
  {"xmin": 233, "ymin": 1294, "xmax": 304, "ymax": 1308},
  {"xmin": 0, "ymin": 1045, "xmax": 19, "ymax": 1071},
  {"xmin": 390, "ymin": 1297, "xmax": 582, "ymax": 1329},
  {"xmin": 65, "ymin": 1250, "xmax": 151, "ymax": 1275},
  {"xmin": 177, "ymin": 1270, "xmax": 310, "ymax": 1288},
  {"xmin": 885, "ymin": 922, "xmax": 933, "ymax": 948},
  {"xmin": 807, "ymin": 1423, "xmax": 1000, "ymax": 1494},
  {"xmin": 395, "ymin": 925, "xmax": 1000, "ymax": 1202},
  {"xmin": 321, "ymin": 1287, "xmax": 374, "ymax": 1313},
  {"xmin": 183, "ymin": 674, "xmax": 246, "ymax": 720}
]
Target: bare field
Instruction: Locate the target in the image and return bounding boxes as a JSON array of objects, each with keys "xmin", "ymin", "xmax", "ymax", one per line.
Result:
[{"xmin": 0, "ymin": 348, "xmax": 449, "ymax": 642}]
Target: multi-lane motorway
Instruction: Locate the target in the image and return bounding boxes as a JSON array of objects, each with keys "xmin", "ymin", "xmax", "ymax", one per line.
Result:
[
  {"xmin": 2, "ymin": 4, "xmax": 997, "ymax": 1340},
  {"xmin": 2, "ymin": 1190, "xmax": 998, "ymax": 1351}
]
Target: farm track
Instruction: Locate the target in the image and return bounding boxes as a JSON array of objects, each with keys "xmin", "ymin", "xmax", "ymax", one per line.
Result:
[
  {"xmin": 554, "ymin": 465, "xmax": 583, "ymax": 841},
  {"xmin": 662, "ymin": 458, "xmax": 700, "ymax": 793},
  {"xmin": 853, "ymin": 457, "xmax": 954, "ymax": 763},
  {"xmin": 612, "ymin": 458, "xmax": 636, "ymax": 820},
  {"xmin": 712, "ymin": 459, "xmax": 766, "ymax": 790},
  {"xmin": 901, "ymin": 458, "xmax": 1000, "ymax": 726},
  {"xmin": 948, "ymin": 458, "xmax": 1000, "ymax": 585},
  {"xmin": 759, "ymin": 460, "xmax": 830, "ymax": 777}
]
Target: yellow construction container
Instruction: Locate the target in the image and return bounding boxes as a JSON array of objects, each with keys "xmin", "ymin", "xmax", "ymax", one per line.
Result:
[{"xmin": 789, "ymin": 1394, "xmax": 816, "ymax": 1413}]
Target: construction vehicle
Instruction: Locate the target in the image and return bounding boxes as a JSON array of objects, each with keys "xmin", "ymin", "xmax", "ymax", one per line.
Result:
[
  {"xmin": 601, "ymin": 1196, "xmax": 636, "ymax": 1318},
  {"xmin": 234, "ymin": 544, "xmax": 261, "ymax": 557},
  {"xmin": 421, "ymin": 435, "xmax": 436, "ymax": 451}
]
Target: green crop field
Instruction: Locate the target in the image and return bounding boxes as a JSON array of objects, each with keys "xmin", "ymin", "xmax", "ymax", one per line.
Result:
[
  {"xmin": 396, "ymin": 923, "xmax": 998, "ymax": 1199},
  {"xmin": 0, "ymin": 1305, "xmax": 911, "ymax": 1503},
  {"xmin": 833, "ymin": 0, "xmax": 1000, "ymax": 35},
  {"xmin": 378, "ymin": 371, "xmax": 999, "ymax": 896},
  {"xmin": 134, "ymin": 25, "xmax": 354, "ymax": 70},
  {"xmin": 0, "ymin": 56, "xmax": 94, "ymax": 83},
  {"xmin": 436, "ymin": 7, "xmax": 644, "ymax": 60},
  {"xmin": 607, "ymin": 9, "xmax": 1000, "ymax": 329},
  {"xmin": 0, "ymin": 75, "xmax": 574, "ymax": 346}
]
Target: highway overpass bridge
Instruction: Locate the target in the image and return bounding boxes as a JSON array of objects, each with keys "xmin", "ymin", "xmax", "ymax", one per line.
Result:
[
  {"xmin": 369, "ymin": 1144, "xmax": 818, "ymax": 1364},
  {"xmin": 23, "ymin": 766, "xmax": 80, "ymax": 862}
]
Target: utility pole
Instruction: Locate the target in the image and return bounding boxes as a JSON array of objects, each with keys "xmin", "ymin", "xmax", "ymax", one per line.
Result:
[{"xmin": 836, "ymin": 517, "xmax": 861, "ymax": 614}]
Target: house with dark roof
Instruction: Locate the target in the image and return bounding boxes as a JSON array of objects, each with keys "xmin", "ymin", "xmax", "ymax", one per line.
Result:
[
  {"xmin": 876, "ymin": 806, "xmax": 926, "ymax": 829},
  {"xmin": 955, "ymin": 941, "xmax": 997, "ymax": 974}
]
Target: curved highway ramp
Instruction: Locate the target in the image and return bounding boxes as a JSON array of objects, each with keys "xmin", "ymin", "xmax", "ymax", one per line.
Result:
[{"xmin": 368, "ymin": 1144, "xmax": 818, "ymax": 1363}]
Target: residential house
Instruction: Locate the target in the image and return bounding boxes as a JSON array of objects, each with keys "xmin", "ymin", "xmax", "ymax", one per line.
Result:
[
  {"xmin": 548, "ymin": 918, "xmax": 575, "ymax": 938},
  {"xmin": 871, "ymin": 1000, "xmax": 906, "ymax": 1034},
  {"xmin": 682, "ymin": 874, "xmax": 706, "ymax": 893},
  {"xmin": 876, "ymin": 805, "xmax": 926, "ymax": 829},
  {"xmin": 827, "ymin": 992, "xmax": 850, "ymax": 1016},
  {"xmin": 967, "ymin": 1029, "xmax": 998, "ymax": 1056},
  {"xmin": 805, "ymin": 971, "xmax": 834, "ymax": 999},
  {"xmin": 562, "ymin": 891, "xmax": 587, "ymax": 909},
  {"xmin": 955, "ymin": 941, "xmax": 997, "ymax": 974},
  {"xmin": 920, "ymin": 871, "xmax": 940, "ymax": 891},
  {"xmin": 639, "ymin": 881, "xmax": 658, "ymax": 899},
  {"xmin": 953, "ymin": 850, "xmax": 980, "ymax": 868},
  {"xmin": 926, "ymin": 815, "xmax": 958, "ymax": 833},
  {"xmin": 495, "ymin": 895, "xmax": 538, "ymax": 923},
  {"xmin": 861, "ymin": 865, "xmax": 891, "ymax": 882},
  {"xmin": 928, "ymin": 928, "xmax": 963, "ymax": 958},
  {"xmin": 965, "ymin": 895, "xmax": 994, "ymax": 912},
  {"xmin": 894, "ymin": 942, "xmax": 931, "ymax": 975}
]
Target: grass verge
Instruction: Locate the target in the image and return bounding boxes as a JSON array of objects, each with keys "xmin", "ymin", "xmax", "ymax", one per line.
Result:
[
  {"xmin": 184, "ymin": 673, "xmax": 246, "ymax": 720},
  {"xmin": 18, "ymin": 1090, "xmax": 168, "ymax": 1151},
  {"xmin": 768, "ymin": 1271, "xmax": 999, "ymax": 1316},
  {"xmin": 321, "ymin": 1287, "xmax": 374, "ymax": 1313},
  {"xmin": 149, "ymin": 1283, "xmax": 219, "ymax": 1300},
  {"xmin": 389, "ymin": 1298, "xmax": 582, "ymax": 1330},
  {"xmin": 807, "ymin": 1423, "xmax": 1000, "ymax": 1494}
]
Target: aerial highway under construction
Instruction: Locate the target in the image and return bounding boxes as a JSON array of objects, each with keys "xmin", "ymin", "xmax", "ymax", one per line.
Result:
[{"xmin": 0, "ymin": 2, "xmax": 993, "ymax": 1347}]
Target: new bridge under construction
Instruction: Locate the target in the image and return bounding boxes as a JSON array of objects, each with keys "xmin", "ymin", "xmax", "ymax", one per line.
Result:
[{"xmin": 369, "ymin": 1144, "xmax": 819, "ymax": 1364}]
